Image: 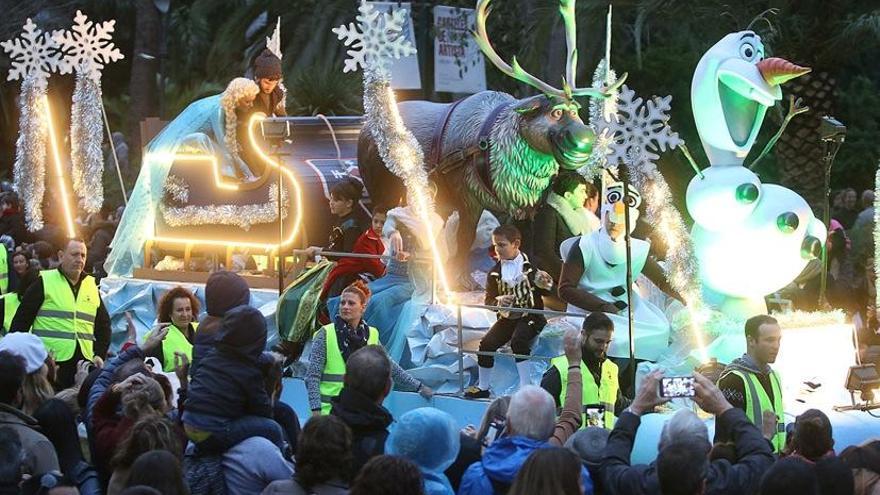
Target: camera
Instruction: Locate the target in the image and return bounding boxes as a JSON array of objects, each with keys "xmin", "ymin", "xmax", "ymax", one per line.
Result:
[{"xmin": 659, "ymin": 376, "xmax": 696, "ymax": 398}]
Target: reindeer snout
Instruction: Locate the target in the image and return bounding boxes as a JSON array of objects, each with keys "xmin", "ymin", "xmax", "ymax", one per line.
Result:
[
  {"xmin": 560, "ymin": 125, "xmax": 593, "ymax": 153},
  {"xmin": 552, "ymin": 124, "xmax": 594, "ymax": 169}
]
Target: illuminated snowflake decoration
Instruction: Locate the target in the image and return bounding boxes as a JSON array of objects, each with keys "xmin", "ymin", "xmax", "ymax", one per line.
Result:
[
  {"xmin": 598, "ymin": 84, "xmax": 682, "ymax": 173},
  {"xmin": 53, "ymin": 10, "xmax": 123, "ymax": 82},
  {"xmin": 1, "ymin": 18, "xmax": 61, "ymax": 87},
  {"xmin": 333, "ymin": 0, "xmax": 416, "ymax": 74}
]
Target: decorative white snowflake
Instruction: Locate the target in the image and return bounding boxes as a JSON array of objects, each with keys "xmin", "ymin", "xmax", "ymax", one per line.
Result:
[
  {"xmin": 53, "ymin": 10, "xmax": 123, "ymax": 82},
  {"xmin": 597, "ymin": 84, "xmax": 682, "ymax": 173},
  {"xmin": 1, "ymin": 18, "xmax": 61, "ymax": 85},
  {"xmin": 333, "ymin": 0, "xmax": 416, "ymax": 73}
]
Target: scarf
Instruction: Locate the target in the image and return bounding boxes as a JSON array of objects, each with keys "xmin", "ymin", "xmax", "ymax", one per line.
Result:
[
  {"xmin": 335, "ymin": 314, "xmax": 371, "ymax": 362},
  {"xmin": 546, "ymin": 192, "xmax": 594, "ymax": 236},
  {"xmin": 500, "ymin": 252, "xmax": 526, "ymax": 285}
]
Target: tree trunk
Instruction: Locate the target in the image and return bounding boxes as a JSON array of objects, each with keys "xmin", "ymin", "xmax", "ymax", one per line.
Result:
[
  {"xmin": 775, "ymin": 70, "xmax": 837, "ymax": 213},
  {"xmin": 128, "ymin": 0, "xmax": 161, "ymax": 154}
]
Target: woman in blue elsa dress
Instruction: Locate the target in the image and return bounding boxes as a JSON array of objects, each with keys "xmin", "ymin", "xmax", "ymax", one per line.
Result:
[
  {"xmin": 327, "ymin": 200, "xmax": 446, "ymax": 366},
  {"xmin": 104, "ymin": 78, "xmax": 261, "ymax": 277}
]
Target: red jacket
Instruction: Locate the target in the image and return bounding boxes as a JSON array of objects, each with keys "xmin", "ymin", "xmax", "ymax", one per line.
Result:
[{"xmin": 321, "ymin": 228, "xmax": 385, "ymax": 299}]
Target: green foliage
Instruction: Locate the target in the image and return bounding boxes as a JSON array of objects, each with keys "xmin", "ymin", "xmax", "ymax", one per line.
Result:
[
  {"xmin": 832, "ymin": 75, "xmax": 880, "ymax": 191},
  {"xmin": 287, "ymin": 65, "xmax": 363, "ymax": 116}
]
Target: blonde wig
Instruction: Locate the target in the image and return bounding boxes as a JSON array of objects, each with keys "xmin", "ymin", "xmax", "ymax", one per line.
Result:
[{"xmin": 220, "ymin": 77, "xmax": 259, "ymax": 159}]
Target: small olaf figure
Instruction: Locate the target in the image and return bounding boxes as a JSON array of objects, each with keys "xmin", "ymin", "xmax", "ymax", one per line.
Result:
[{"xmin": 686, "ymin": 30, "xmax": 826, "ymax": 317}]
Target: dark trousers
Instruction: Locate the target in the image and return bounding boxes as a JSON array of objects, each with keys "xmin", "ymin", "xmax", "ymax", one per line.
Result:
[
  {"xmin": 478, "ymin": 315, "xmax": 546, "ymax": 368},
  {"xmin": 55, "ymin": 345, "xmax": 85, "ymax": 390}
]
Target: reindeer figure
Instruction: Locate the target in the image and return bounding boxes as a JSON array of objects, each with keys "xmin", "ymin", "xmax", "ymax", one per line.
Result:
[{"xmin": 358, "ymin": 0, "xmax": 624, "ymax": 287}]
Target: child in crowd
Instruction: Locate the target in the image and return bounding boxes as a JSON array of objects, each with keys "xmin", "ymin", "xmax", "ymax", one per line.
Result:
[
  {"xmin": 465, "ymin": 225, "xmax": 554, "ymax": 398},
  {"xmin": 321, "ymin": 208, "xmax": 388, "ymax": 299},
  {"xmin": 182, "ymin": 305, "xmax": 283, "ymax": 454}
]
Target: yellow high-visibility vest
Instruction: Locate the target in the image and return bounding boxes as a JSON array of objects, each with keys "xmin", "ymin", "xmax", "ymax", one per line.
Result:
[
  {"xmin": 1, "ymin": 292, "xmax": 20, "ymax": 334},
  {"xmin": 0, "ymin": 247, "xmax": 8, "ymax": 294},
  {"xmin": 145, "ymin": 322, "xmax": 198, "ymax": 371},
  {"xmin": 724, "ymin": 369, "xmax": 785, "ymax": 452},
  {"xmin": 31, "ymin": 269, "xmax": 99, "ymax": 362},
  {"xmin": 551, "ymin": 355, "xmax": 619, "ymax": 429},
  {"xmin": 318, "ymin": 323, "xmax": 379, "ymax": 415}
]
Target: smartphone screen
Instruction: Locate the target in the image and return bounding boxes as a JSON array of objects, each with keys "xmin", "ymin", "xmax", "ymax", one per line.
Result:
[{"xmin": 660, "ymin": 376, "xmax": 695, "ymax": 398}]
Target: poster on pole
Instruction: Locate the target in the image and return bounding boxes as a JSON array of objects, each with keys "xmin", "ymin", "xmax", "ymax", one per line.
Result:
[
  {"xmin": 433, "ymin": 6, "xmax": 486, "ymax": 94},
  {"xmin": 372, "ymin": 2, "xmax": 422, "ymax": 90}
]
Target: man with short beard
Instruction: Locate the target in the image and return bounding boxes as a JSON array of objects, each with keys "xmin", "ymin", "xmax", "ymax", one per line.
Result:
[{"xmin": 541, "ymin": 312, "xmax": 629, "ymax": 429}]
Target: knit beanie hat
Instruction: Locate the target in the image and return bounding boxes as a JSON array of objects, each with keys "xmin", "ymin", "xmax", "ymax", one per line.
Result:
[
  {"xmin": 0, "ymin": 333, "xmax": 48, "ymax": 374},
  {"xmin": 205, "ymin": 270, "xmax": 251, "ymax": 317},
  {"xmin": 254, "ymin": 49, "xmax": 282, "ymax": 80}
]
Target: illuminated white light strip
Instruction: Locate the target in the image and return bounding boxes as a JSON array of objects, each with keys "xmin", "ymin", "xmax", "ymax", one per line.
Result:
[
  {"xmin": 145, "ymin": 115, "xmax": 304, "ymax": 251},
  {"xmin": 44, "ymin": 96, "xmax": 78, "ymax": 239}
]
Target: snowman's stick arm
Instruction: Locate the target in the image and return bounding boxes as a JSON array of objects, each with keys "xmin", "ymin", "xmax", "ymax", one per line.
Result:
[
  {"xmin": 747, "ymin": 95, "xmax": 810, "ymax": 171},
  {"xmin": 678, "ymin": 143, "xmax": 705, "ymax": 180}
]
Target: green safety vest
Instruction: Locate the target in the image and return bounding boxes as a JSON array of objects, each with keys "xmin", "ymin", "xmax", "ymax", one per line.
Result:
[
  {"xmin": 31, "ymin": 269, "xmax": 99, "ymax": 362},
  {"xmin": 2, "ymin": 292, "xmax": 20, "ymax": 334},
  {"xmin": 725, "ymin": 369, "xmax": 785, "ymax": 452},
  {"xmin": 551, "ymin": 355, "xmax": 619, "ymax": 429},
  {"xmin": 144, "ymin": 322, "xmax": 198, "ymax": 372},
  {"xmin": 318, "ymin": 323, "xmax": 379, "ymax": 415},
  {"xmin": 0, "ymin": 248, "xmax": 7, "ymax": 294}
]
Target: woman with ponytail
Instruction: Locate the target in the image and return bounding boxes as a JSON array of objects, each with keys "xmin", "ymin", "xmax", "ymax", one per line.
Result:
[{"xmin": 306, "ymin": 280, "xmax": 433, "ymax": 416}]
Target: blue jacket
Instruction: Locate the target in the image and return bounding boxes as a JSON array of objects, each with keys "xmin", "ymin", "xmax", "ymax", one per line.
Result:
[
  {"xmin": 184, "ymin": 306, "xmax": 272, "ymax": 421},
  {"xmin": 458, "ymin": 435, "xmax": 593, "ymax": 495}
]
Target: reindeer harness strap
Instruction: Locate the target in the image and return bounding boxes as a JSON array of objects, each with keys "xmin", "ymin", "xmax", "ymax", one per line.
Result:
[{"xmin": 430, "ymin": 101, "xmax": 510, "ymax": 205}]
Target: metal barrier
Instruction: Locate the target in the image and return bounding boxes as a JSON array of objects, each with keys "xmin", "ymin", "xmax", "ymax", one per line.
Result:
[
  {"xmin": 285, "ymin": 249, "xmax": 589, "ymax": 397},
  {"xmin": 453, "ymin": 303, "xmax": 587, "ymax": 395}
]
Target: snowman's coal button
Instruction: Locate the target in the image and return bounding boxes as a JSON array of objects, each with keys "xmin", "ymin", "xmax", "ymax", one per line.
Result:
[
  {"xmin": 801, "ymin": 236, "xmax": 822, "ymax": 259},
  {"xmin": 735, "ymin": 183, "xmax": 759, "ymax": 204},
  {"xmin": 776, "ymin": 212, "xmax": 800, "ymax": 233}
]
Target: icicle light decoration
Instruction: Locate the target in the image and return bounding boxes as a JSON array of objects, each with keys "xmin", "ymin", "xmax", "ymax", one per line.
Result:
[
  {"xmin": 55, "ymin": 10, "xmax": 124, "ymax": 214},
  {"xmin": 14, "ymin": 75, "xmax": 49, "ymax": 231},
  {"xmin": 336, "ymin": 1, "xmax": 454, "ymax": 300},
  {"xmin": 69, "ymin": 72, "xmax": 104, "ymax": 213},
  {"xmin": 2, "ymin": 19, "xmax": 62, "ymax": 231}
]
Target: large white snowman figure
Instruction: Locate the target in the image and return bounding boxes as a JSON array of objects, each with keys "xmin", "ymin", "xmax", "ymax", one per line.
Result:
[{"xmin": 687, "ymin": 30, "xmax": 826, "ymax": 317}]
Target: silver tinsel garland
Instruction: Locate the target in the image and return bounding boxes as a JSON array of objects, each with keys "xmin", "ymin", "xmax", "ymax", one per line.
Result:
[
  {"xmin": 160, "ymin": 183, "xmax": 288, "ymax": 231},
  {"xmin": 14, "ymin": 74, "xmax": 48, "ymax": 232},
  {"xmin": 70, "ymin": 72, "xmax": 104, "ymax": 214},
  {"xmin": 362, "ymin": 69, "xmax": 433, "ymax": 211},
  {"xmin": 631, "ymin": 168, "xmax": 703, "ymax": 310}
]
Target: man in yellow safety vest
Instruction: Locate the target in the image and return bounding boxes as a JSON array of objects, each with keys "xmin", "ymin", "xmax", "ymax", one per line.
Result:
[
  {"xmin": 541, "ymin": 312, "xmax": 629, "ymax": 429},
  {"xmin": 717, "ymin": 314, "xmax": 785, "ymax": 452},
  {"xmin": 10, "ymin": 239, "xmax": 110, "ymax": 388}
]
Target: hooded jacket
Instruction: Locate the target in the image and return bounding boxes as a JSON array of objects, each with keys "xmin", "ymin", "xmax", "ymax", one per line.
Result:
[
  {"xmin": 184, "ymin": 306, "xmax": 272, "ymax": 420},
  {"xmin": 717, "ymin": 353, "xmax": 778, "ymax": 445},
  {"xmin": 330, "ymin": 386, "xmax": 393, "ymax": 474},
  {"xmin": 458, "ymin": 435, "xmax": 593, "ymax": 495},
  {"xmin": 0, "ymin": 403, "xmax": 59, "ymax": 476}
]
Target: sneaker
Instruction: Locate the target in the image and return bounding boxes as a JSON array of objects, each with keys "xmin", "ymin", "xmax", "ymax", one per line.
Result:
[{"xmin": 464, "ymin": 386, "xmax": 490, "ymax": 399}]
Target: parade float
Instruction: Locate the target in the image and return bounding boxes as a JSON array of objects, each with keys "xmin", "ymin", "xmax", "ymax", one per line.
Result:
[{"xmin": 4, "ymin": 0, "xmax": 878, "ymax": 458}]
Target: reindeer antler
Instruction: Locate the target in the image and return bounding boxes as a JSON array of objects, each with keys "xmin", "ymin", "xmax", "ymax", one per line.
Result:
[
  {"xmin": 474, "ymin": 0, "xmax": 563, "ymax": 97},
  {"xmin": 473, "ymin": 0, "xmax": 626, "ymax": 101},
  {"xmin": 559, "ymin": 0, "xmax": 578, "ymax": 94}
]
